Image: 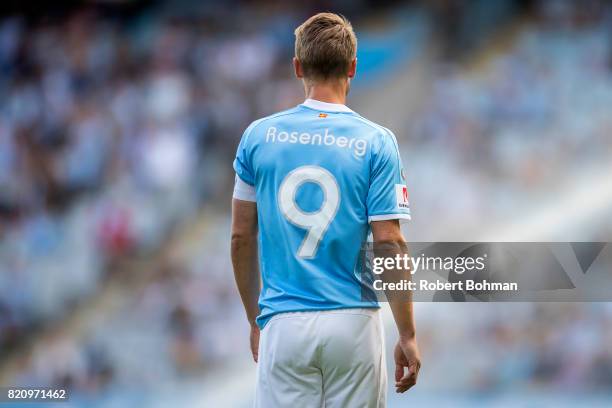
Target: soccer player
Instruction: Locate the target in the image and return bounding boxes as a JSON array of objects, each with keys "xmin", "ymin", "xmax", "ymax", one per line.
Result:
[{"xmin": 231, "ymin": 12, "xmax": 420, "ymax": 407}]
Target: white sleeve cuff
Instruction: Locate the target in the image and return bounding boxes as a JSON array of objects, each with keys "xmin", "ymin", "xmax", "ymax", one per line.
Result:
[
  {"xmin": 233, "ymin": 175, "xmax": 256, "ymax": 202},
  {"xmin": 368, "ymin": 213, "xmax": 411, "ymax": 223}
]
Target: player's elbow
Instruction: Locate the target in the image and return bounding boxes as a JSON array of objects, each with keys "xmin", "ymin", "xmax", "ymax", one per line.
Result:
[
  {"xmin": 231, "ymin": 199, "xmax": 258, "ymax": 248},
  {"xmin": 370, "ymin": 219, "xmax": 405, "ymax": 246},
  {"xmin": 231, "ymin": 231, "xmax": 247, "ymax": 244},
  {"xmin": 372, "ymin": 230, "xmax": 405, "ymax": 247},
  {"xmin": 371, "ymin": 226, "xmax": 406, "ymax": 253},
  {"xmin": 375, "ymin": 236, "xmax": 405, "ymax": 246},
  {"xmin": 231, "ymin": 230, "xmax": 256, "ymax": 249},
  {"xmin": 373, "ymin": 237, "xmax": 406, "ymax": 254}
]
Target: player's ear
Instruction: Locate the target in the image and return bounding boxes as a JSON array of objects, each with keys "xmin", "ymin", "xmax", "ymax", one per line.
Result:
[
  {"xmin": 293, "ymin": 57, "xmax": 304, "ymax": 79},
  {"xmin": 347, "ymin": 58, "xmax": 357, "ymax": 79}
]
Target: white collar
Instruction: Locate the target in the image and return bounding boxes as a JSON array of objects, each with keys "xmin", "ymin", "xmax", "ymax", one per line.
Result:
[{"xmin": 301, "ymin": 98, "xmax": 353, "ymax": 113}]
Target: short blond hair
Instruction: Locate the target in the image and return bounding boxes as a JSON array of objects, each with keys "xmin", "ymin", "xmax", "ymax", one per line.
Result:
[{"xmin": 294, "ymin": 13, "xmax": 357, "ymax": 80}]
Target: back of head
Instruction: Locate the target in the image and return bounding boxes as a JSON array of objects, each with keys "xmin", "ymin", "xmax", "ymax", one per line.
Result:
[{"xmin": 294, "ymin": 13, "xmax": 357, "ymax": 81}]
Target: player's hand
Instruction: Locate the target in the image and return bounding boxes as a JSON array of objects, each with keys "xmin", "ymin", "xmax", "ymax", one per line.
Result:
[
  {"xmin": 394, "ymin": 336, "xmax": 421, "ymax": 393},
  {"xmin": 250, "ymin": 324, "xmax": 260, "ymax": 363}
]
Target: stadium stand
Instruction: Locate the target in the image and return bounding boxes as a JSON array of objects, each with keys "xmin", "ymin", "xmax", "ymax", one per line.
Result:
[{"xmin": 1, "ymin": 1, "xmax": 611, "ymax": 406}]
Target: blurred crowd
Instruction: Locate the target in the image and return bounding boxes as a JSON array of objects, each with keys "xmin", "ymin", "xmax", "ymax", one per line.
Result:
[
  {"xmin": 407, "ymin": 0, "xmax": 612, "ymax": 393},
  {"xmin": 407, "ymin": 0, "xmax": 612, "ymax": 237},
  {"xmin": 9, "ymin": 220, "xmax": 243, "ymax": 396},
  {"xmin": 0, "ymin": 4, "xmax": 302, "ymax": 358},
  {"xmin": 417, "ymin": 302, "xmax": 612, "ymax": 393},
  {"xmin": 1, "ymin": 0, "xmax": 612, "ymax": 404}
]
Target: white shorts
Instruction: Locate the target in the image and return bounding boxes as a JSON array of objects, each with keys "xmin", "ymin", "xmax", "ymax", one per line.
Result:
[{"xmin": 254, "ymin": 308, "xmax": 387, "ymax": 408}]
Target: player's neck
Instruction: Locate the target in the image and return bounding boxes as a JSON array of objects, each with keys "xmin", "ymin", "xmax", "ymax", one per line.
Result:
[{"xmin": 304, "ymin": 80, "xmax": 348, "ymax": 105}]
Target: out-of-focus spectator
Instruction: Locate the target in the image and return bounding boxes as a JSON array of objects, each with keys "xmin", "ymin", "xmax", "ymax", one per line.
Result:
[{"xmin": 0, "ymin": 3, "xmax": 302, "ymax": 358}]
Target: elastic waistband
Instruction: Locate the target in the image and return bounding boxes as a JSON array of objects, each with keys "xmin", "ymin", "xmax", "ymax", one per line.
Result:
[{"xmin": 269, "ymin": 307, "xmax": 379, "ymax": 323}]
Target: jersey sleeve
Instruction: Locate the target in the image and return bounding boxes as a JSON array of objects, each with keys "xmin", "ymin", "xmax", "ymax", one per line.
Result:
[
  {"xmin": 366, "ymin": 130, "xmax": 411, "ymax": 223},
  {"xmin": 233, "ymin": 123, "xmax": 256, "ymax": 186}
]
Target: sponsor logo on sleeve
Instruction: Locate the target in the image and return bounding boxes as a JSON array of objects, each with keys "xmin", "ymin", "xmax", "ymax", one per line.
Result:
[{"xmin": 395, "ymin": 184, "xmax": 410, "ymax": 209}]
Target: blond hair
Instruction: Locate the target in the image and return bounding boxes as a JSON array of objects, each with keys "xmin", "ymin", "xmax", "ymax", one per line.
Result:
[{"xmin": 294, "ymin": 13, "xmax": 357, "ymax": 80}]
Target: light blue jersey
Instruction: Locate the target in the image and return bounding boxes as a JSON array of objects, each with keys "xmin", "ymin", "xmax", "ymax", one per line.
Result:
[{"xmin": 233, "ymin": 99, "xmax": 411, "ymax": 328}]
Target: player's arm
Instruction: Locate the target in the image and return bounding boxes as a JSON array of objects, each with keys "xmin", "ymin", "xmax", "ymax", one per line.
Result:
[
  {"xmin": 231, "ymin": 198, "xmax": 261, "ymax": 361},
  {"xmin": 371, "ymin": 219, "xmax": 421, "ymax": 393}
]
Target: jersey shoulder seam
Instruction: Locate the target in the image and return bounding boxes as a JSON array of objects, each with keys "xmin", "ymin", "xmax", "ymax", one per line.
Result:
[
  {"xmin": 350, "ymin": 114, "xmax": 399, "ymax": 151},
  {"xmin": 350, "ymin": 114, "xmax": 394, "ymax": 138}
]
